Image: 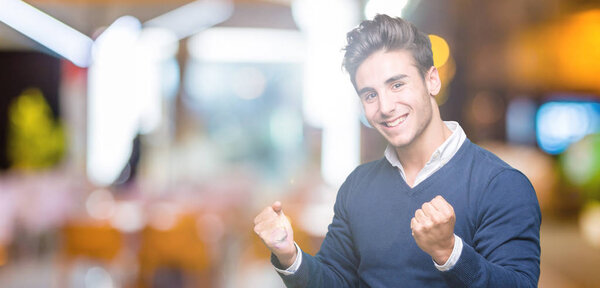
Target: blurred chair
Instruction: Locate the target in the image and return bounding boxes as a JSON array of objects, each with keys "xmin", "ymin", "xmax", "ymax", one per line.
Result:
[
  {"xmin": 137, "ymin": 213, "xmax": 212, "ymax": 288},
  {"xmin": 62, "ymin": 222, "xmax": 122, "ymax": 261},
  {"xmin": 59, "ymin": 221, "xmax": 124, "ymax": 287}
]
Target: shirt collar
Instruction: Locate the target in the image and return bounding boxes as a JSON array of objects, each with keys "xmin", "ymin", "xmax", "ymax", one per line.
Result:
[{"xmin": 384, "ymin": 121, "xmax": 466, "ymax": 171}]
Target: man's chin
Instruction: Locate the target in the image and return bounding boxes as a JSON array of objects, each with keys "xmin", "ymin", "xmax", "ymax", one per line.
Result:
[{"xmin": 385, "ymin": 137, "xmax": 412, "ymax": 149}]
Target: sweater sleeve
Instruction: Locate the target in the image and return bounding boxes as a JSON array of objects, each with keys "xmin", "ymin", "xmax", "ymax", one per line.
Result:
[
  {"xmin": 273, "ymin": 172, "xmax": 360, "ymax": 287},
  {"xmin": 441, "ymin": 169, "xmax": 541, "ymax": 287}
]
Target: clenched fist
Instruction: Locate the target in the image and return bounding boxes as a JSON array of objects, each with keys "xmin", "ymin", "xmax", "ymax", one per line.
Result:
[
  {"xmin": 254, "ymin": 201, "xmax": 297, "ymax": 268},
  {"xmin": 410, "ymin": 195, "xmax": 456, "ymax": 265}
]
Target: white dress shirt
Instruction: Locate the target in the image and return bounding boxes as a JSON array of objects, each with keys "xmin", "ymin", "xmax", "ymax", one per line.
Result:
[{"xmin": 277, "ymin": 121, "xmax": 467, "ymax": 274}]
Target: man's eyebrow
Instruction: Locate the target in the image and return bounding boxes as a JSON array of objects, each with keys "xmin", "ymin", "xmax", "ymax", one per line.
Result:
[
  {"xmin": 357, "ymin": 74, "xmax": 408, "ymax": 95},
  {"xmin": 357, "ymin": 87, "xmax": 375, "ymax": 95},
  {"xmin": 385, "ymin": 74, "xmax": 408, "ymax": 85}
]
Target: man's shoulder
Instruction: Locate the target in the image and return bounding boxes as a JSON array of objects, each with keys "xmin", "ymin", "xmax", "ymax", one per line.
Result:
[
  {"xmin": 463, "ymin": 140, "xmax": 532, "ymax": 187},
  {"xmin": 465, "ymin": 141, "xmax": 514, "ymax": 171}
]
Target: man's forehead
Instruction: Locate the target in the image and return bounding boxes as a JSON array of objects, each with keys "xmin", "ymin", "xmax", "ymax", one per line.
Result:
[{"xmin": 355, "ymin": 50, "xmax": 420, "ymax": 86}]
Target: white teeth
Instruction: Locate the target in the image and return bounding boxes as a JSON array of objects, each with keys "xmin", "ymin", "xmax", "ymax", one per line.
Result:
[{"xmin": 385, "ymin": 115, "xmax": 407, "ymax": 127}]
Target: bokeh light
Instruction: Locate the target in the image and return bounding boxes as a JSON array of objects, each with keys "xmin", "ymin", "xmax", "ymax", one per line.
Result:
[
  {"xmin": 561, "ymin": 134, "xmax": 600, "ymax": 200},
  {"xmin": 428, "ymin": 34, "xmax": 454, "ymax": 106},
  {"xmin": 364, "ymin": 0, "xmax": 409, "ymax": 19},
  {"xmin": 86, "ymin": 189, "xmax": 116, "ymax": 220},
  {"xmin": 429, "ymin": 34, "xmax": 450, "ymax": 68},
  {"xmin": 506, "ymin": 98, "xmax": 537, "ymax": 145},
  {"xmin": 579, "ymin": 201, "xmax": 600, "ymax": 248},
  {"xmin": 84, "ymin": 266, "xmax": 114, "ymax": 288},
  {"xmin": 536, "ymin": 101, "xmax": 600, "ymax": 155},
  {"xmin": 110, "ymin": 202, "xmax": 144, "ymax": 233}
]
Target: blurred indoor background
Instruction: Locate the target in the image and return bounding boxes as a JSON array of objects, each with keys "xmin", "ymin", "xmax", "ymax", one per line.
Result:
[{"xmin": 0, "ymin": 0, "xmax": 599, "ymax": 287}]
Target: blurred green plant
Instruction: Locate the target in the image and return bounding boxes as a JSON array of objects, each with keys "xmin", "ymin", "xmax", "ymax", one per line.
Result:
[
  {"xmin": 7, "ymin": 88, "xmax": 66, "ymax": 170},
  {"xmin": 561, "ymin": 133, "xmax": 600, "ymax": 201}
]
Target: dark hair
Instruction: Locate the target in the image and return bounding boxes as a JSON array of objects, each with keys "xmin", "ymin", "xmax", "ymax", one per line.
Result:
[{"xmin": 342, "ymin": 14, "xmax": 434, "ymax": 88}]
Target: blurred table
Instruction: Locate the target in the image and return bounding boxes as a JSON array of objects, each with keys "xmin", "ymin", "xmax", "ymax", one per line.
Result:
[{"xmin": 539, "ymin": 215, "xmax": 600, "ymax": 288}]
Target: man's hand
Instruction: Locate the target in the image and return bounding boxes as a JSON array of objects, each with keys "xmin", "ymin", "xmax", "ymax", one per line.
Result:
[
  {"xmin": 254, "ymin": 201, "xmax": 297, "ymax": 268},
  {"xmin": 410, "ymin": 195, "xmax": 456, "ymax": 265}
]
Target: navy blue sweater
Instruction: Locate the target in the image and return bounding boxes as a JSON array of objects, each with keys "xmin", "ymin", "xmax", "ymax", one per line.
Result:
[{"xmin": 274, "ymin": 139, "xmax": 541, "ymax": 287}]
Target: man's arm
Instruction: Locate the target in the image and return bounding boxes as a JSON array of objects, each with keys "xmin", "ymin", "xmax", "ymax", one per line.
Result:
[
  {"xmin": 273, "ymin": 243, "xmax": 302, "ymax": 275},
  {"xmin": 254, "ymin": 201, "xmax": 298, "ymax": 268},
  {"xmin": 414, "ymin": 170, "xmax": 541, "ymax": 287},
  {"xmin": 263, "ymin": 171, "xmax": 361, "ymax": 288}
]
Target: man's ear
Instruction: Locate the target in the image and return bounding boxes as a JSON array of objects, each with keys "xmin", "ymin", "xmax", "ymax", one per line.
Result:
[{"xmin": 426, "ymin": 66, "xmax": 441, "ymax": 96}]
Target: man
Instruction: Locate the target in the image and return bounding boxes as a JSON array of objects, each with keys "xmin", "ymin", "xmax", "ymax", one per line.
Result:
[{"xmin": 253, "ymin": 14, "xmax": 540, "ymax": 287}]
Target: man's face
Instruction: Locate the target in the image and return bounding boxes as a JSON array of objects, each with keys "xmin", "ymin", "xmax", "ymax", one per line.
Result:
[{"xmin": 355, "ymin": 49, "xmax": 438, "ymax": 150}]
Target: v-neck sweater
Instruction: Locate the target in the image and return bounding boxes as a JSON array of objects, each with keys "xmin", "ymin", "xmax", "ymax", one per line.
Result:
[{"xmin": 274, "ymin": 139, "xmax": 541, "ymax": 287}]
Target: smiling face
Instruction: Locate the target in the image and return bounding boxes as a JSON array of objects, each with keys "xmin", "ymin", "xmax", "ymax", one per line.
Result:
[{"xmin": 356, "ymin": 49, "xmax": 440, "ymax": 150}]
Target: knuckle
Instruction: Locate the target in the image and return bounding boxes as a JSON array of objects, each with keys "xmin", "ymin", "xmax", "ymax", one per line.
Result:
[
  {"xmin": 412, "ymin": 224, "xmax": 421, "ymax": 232},
  {"xmin": 411, "ymin": 218, "xmax": 419, "ymax": 226},
  {"xmin": 440, "ymin": 216, "xmax": 449, "ymax": 224},
  {"xmin": 423, "ymin": 220, "xmax": 433, "ymax": 229}
]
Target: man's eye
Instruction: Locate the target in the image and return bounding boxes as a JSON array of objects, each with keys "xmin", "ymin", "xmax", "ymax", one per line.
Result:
[
  {"xmin": 364, "ymin": 92, "xmax": 376, "ymax": 101},
  {"xmin": 392, "ymin": 83, "xmax": 404, "ymax": 89}
]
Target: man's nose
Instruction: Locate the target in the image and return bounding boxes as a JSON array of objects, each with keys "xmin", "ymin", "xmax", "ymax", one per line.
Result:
[{"xmin": 378, "ymin": 91, "xmax": 396, "ymax": 115}]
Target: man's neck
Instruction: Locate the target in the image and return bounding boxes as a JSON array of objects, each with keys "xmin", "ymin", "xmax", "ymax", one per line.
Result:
[{"xmin": 396, "ymin": 120, "xmax": 452, "ymax": 186}]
